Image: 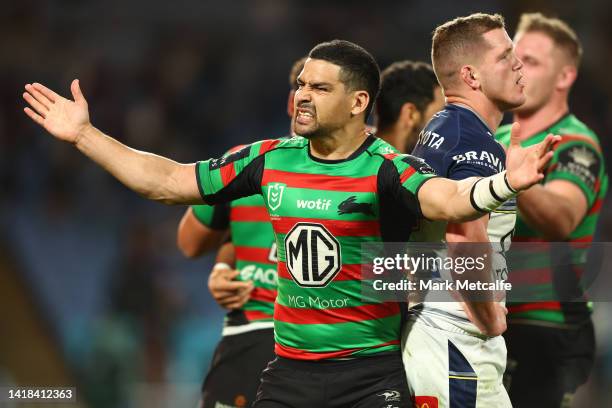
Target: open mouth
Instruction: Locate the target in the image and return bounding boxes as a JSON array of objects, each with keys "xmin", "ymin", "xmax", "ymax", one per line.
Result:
[{"xmin": 296, "ymin": 109, "xmax": 315, "ymax": 124}]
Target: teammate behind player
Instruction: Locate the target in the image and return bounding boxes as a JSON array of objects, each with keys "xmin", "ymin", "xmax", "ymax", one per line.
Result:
[
  {"xmin": 404, "ymin": 13, "xmax": 523, "ymax": 407},
  {"xmin": 176, "ymin": 57, "xmax": 306, "ymax": 408},
  {"xmin": 496, "ymin": 13, "xmax": 608, "ymax": 408},
  {"xmin": 23, "ymin": 39, "xmax": 557, "ymax": 408},
  {"xmin": 375, "ymin": 60, "xmax": 444, "ymax": 153}
]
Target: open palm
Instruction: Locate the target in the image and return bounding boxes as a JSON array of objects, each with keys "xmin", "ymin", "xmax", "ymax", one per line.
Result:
[
  {"xmin": 505, "ymin": 122, "xmax": 559, "ymax": 191},
  {"xmin": 23, "ymin": 80, "xmax": 90, "ymax": 144}
]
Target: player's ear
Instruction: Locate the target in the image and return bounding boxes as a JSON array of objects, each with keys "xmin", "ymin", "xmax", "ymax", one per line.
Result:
[
  {"xmin": 460, "ymin": 65, "xmax": 480, "ymax": 90},
  {"xmin": 400, "ymin": 102, "xmax": 420, "ymax": 129},
  {"xmin": 350, "ymin": 90, "xmax": 370, "ymax": 116},
  {"xmin": 556, "ymin": 65, "xmax": 577, "ymax": 92}
]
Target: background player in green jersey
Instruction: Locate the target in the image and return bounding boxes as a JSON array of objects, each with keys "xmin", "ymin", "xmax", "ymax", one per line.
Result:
[
  {"xmin": 175, "ymin": 57, "xmax": 305, "ymax": 408},
  {"xmin": 495, "ymin": 13, "xmax": 608, "ymax": 408},
  {"xmin": 23, "ymin": 39, "xmax": 556, "ymax": 408},
  {"xmin": 375, "ymin": 61, "xmax": 445, "ymax": 153}
]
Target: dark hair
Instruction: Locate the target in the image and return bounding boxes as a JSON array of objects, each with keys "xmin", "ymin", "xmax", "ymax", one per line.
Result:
[
  {"xmin": 376, "ymin": 61, "xmax": 439, "ymax": 131},
  {"xmin": 308, "ymin": 39, "xmax": 380, "ymax": 118},
  {"xmin": 289, "ymin": 57, "xmax": 308, "ymax": 90}
]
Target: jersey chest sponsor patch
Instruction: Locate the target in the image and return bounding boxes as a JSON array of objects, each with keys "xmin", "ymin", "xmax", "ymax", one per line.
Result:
[
  {"xmin": 284, "ymin": 222, "xmax": 341, "ymax": 287},
  {"xmin": 451, "ymin": 150, "xmax": 505, "ymax": 173},
  {"xmin": 416, "ymin": 130, "xmax": 445, "ymax": 150}
]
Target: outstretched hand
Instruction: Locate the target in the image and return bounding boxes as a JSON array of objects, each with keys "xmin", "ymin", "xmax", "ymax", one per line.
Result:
[
  {"xmin": 505, "ymin": 122, "xmax": 560, "ymax": 191},
  {"xmin": 23, "ymin": 79, "xmax": 91, "ymax": 144}
]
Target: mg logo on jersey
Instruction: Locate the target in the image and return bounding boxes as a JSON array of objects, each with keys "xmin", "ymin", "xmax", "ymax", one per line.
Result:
[
  {"xmin": 285, "ymin": 222, "xmax": 341, "ymax": 287},
  {"xmin": 267, "ymin": 183, "xmax": 286, "ymax": 211}
]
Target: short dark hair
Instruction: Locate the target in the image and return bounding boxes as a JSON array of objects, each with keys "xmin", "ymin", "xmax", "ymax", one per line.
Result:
[
  {"xmin": 289, "ymin": 57, "xmax": 308, "ymax": 90},
  {"xmin": 516, "ymin": 13, "xmax": 582, "ymax": 67},
  {"xmin": 376, "ymin": 61, "xmax": 439, "ymax": 131},
  {"xmin": 432, "ymin": 13, "xmax": 505, "ymax": 89},
  {"xmin": 308, "ymin": 39, "xmax": 380, "ymax": 118}
]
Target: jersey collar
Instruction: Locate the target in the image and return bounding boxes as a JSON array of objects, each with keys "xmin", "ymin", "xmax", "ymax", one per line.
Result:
[
  {"xmin": 522, "ymin": 111, "xmax": 572, "ymax": 140},
  {"xmin": 307, "ymin": 133, "xmax": 376, "ymax": 164},
  {"xmin": 450, "ymin": 103, "xmax": 496, "ymax": 137}
]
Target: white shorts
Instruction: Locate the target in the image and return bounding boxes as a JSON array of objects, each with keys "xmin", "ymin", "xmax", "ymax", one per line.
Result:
[{"xmin": 401, "ymin": 319, "xmax": 511, "ymax": 408}]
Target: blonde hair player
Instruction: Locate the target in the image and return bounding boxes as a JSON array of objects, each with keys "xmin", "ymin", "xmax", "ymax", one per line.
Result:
[{"xmin": 496, "ymin": 13, "xmax": 608, "ymax": 408}]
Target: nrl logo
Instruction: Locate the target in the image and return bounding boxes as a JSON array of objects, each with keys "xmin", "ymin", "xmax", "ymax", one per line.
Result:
[
  {"xmin": 568, "ymin": 146, "xmax": 596, "ymax": 167},
  {"xmin": 379, "ymin": 145, "xmax": 396, "ymax": 154},
  {"xmin": 267, "ymin": 183, "xmax": 287, "ymax": 211}
]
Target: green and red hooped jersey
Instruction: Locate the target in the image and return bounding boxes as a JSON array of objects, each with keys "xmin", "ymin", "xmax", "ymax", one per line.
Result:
[
  {"xmin": 192, "ymin": 145, "xmax": 278, "ymax": 331},
  {"xmin": 496, "ymin": 114, "xmax": 608, "ymax": 325},
  {"xmin": 196, "ymin": 135, "xmax": 436, "ymax": 360}
]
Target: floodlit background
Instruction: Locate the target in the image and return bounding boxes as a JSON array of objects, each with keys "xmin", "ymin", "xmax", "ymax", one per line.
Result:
[{"xmin": 1, "ymin": 0, "xmax": 611, "ymax": 407}]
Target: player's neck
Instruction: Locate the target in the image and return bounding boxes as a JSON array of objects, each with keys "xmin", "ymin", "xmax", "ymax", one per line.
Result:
[
  {"xmin": 513, "ymin": 99, "xmax": 570, "ymax": 140},
  {"xmin": 309, "ymin": 124, "xmax": 369, "ymax": 160},
  {"xmin": 446, "ymin": 95, "xmax": 502, "ymax": 133},
  {"xmin": 376, "ymin": 125, "xmax": 409, "ymax": 154}
]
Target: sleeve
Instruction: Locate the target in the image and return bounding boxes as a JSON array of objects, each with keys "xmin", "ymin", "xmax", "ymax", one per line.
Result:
[
  {"xmin": 195, "ymin": 139, "xmax": 281, "ymax": 204},
  {"xmin": 191, "ymin": 203, "xmax": 230, "ymax": 230},
  {"xmin": 379, "ymin": 154, "xmax": 438, "ymax": 219},
  {"xmin": 545, "ymin": 139, "xmax": 603, "ymax": 207}
]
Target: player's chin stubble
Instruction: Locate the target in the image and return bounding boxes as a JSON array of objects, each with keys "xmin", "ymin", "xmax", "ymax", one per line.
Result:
[{"xmin": 294, "ymin": 122, "xmax": 321, "ymax": 139}]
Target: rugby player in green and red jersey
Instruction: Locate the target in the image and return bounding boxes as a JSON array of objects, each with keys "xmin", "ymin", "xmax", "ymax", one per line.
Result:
[
  {"xmin": 176, "ymin": 57, "xmax": 305, "ymax": 408},
  {"xmin": 495, "ymin": 14, "xmax": 608, "ymax": 408},
  {"xmin": 23, "ymin": 39, "xmax": 557, "ymax": 408}
]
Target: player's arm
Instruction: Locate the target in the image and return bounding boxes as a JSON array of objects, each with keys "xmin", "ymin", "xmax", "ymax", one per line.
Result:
[
  {"xmin": 436, "ymin": 135, "xmax": 506, "ymax": 336},
  {"xmin": 208, "ymin": 243, "xmax": 253, "ymax": 310},
  {"xmin": 514, "ymin": 139, "xmax": 601, "ymax": 240},
  {"xmin": 389, "ymin": 157, "xmax": 508, "ymax": 335},
  {"xmin": 447, "ymin": 219, "xmax": 507, "ymax": 337},
  {"xmin": 516, "ymin": 182, "xmax": 586, "ymax": 240},
  {"xmin": 177, "ymin": 206, "xmax": 229, "ymax": 258},
  {"xmin": 216, "ymin": 240, "xmax": 236, "ymax": 267},
  {"xmin": 23, "ymin": 81, "xmax": 201, "ymax": 204},
  {"xmin": 418, "ymin": 124, "xmax": 559, "ymax": 221},
  {"xmin": 23, "ymin": 80, "xmax": 264, "ymax": 205}
]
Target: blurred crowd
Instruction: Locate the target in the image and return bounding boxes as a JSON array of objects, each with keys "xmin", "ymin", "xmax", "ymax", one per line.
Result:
[{"xmin": 1, "ymin": 0, "xmax": 611, "ymax": 406}]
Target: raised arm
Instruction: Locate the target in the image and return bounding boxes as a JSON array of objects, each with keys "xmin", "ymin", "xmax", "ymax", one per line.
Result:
[
  {"xmin": 23, "ymin": 80, "xmax": 267, "ymax": 205},
  {"xmin": 23, "ymin": 80, "xmax": 202, "ymax": 204},
  {"xmin": 419, "ymin": 123, "xmax": 559, "ymax": 222}
]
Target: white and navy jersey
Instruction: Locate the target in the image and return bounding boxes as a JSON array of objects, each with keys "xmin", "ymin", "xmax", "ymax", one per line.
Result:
[
  {"xmin": 413, "ymin": 104, "xmax": 506, "ymax": 179},
  {"xmin": 409, "ymin": 104, "xmax": 516, "ymax": 335}
]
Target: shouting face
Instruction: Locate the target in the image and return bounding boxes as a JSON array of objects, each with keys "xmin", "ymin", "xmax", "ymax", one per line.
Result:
[{"xmin": 293, "ymin": 58, "xmax": 366, "ymax": 138}]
